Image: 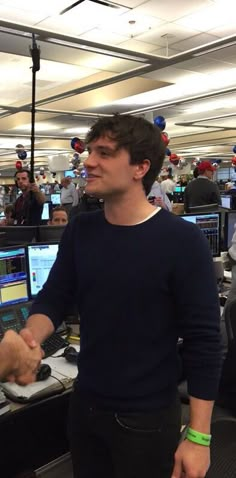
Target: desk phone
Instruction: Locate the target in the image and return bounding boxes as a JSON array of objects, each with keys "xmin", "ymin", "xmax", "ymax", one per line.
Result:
[{"xmin": 0, "ymin": 304, "xmax": 30, "ymax": 339}]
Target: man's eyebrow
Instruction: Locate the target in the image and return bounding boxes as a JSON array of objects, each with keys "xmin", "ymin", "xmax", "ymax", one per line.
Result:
[{"xmin": 87, "ymin": 144, "xmax": 118, "ymax": 153}]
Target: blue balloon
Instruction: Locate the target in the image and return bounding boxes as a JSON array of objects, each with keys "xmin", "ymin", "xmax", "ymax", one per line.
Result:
[
  {"xmin": 80, "ymin": 168, "xmax": 88, "ymax": 179},
  {"xmin": 216, "ymin": 159, "xmax": 222, "ymax": 164},
  {"xmin": 166, "ymin": 148, "xmax": 171, "ymax": 157},
  {"xmin": 154, "ymin": 115, "xmax": 166, "ymax": 131},
  {"xmin": 71, "ymin": 137, "xmax": 79, "ymax": 150},
  {"xmin": 18, "ymin": 150, "xmax": 27, "ymax": 160},
  {"xmin": 233, "ymin": 145, "xmax": 236, "ymax": 154}
]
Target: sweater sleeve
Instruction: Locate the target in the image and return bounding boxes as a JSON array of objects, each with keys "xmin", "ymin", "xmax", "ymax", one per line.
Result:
[
  {"xmin": 29, "ymin": 219, "xmax": 77, "ymax": 329},
  {"xmin": 172, "ymin": 222, "xmax": 222, "ymax": 400}
]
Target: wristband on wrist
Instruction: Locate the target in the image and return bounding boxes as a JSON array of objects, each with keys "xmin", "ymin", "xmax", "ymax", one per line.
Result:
[{"xmin": 186, "ymin": 427, "xmax": 211, "ymax": 446}]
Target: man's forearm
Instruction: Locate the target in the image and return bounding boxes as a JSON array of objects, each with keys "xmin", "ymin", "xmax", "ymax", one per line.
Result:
[
  {"xmin": 26, "ymin": 314, "xmax": 55, "ymax": 344},
  {"xmin": 189, "ymin": 396, "xmax": 214, "ymax": 434}
]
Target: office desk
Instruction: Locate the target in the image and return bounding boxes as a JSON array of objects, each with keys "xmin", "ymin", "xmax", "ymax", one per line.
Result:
[
  {"xmin": 0, "ymin": 390, "xmax": 71, "ymax": 478},
  {"xmin": 0, "ymin": 345, "xmax": 79, "ymax": 478}
]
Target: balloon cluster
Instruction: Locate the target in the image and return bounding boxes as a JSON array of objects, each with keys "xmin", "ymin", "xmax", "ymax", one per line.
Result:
[
  {"xmin": 232, "ymin": 145, "xmax": 236, "ymax": 170},
  {"xmin": 71, "ymin": 137, "xmax": 85, "ymax": 154},
  {"xmin": 177, "ymin": 157, "xmax": 188, "ymax": 170},
  {"xmin": 16, "ymin": 144, "xmax": 27, "ymax": 160},
  {"xmin": 154, "ymin": 115, "xmax": 170, "ymax": 155},
  {"xmin": 71, "ymin": 152, "xmax": 81, "ymax": 170},
  {"xmin": 15, "ymin": 144, "xmax": 27, "ymax": 169},
  {"xmin": 211, "ymin": 159, "xmax": 222, "ymax": 169}
]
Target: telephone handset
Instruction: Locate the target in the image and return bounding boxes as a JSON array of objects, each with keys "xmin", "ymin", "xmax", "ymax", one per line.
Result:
[{"xmin": 0, "ymin": 304, "xmax": 30, "ymax": 340}]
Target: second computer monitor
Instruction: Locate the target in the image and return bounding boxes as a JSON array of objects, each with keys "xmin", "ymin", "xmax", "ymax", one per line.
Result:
[
  {"xmin": 224, "ymin": 211, "xmax": 236, "ymax": 249},
  {"xmin": 180, "ymin": 212, "xmax": 221, "ymax": 257},
  {"xmin": 37, "ymin": 225, "xmax": 66, "ymax": 243},
  {"xmin": 0, "ymin": 246, "xmax": 29, "ymax": 307},
  {"xmin": 27, "ymin": 243, "xmax": 59, "ymax": 298}
]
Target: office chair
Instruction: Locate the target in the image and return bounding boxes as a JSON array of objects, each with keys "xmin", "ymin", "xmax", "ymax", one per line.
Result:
[
  {"xmin": 224, "ymin": 297, "xmax": 236, "ymax": 343},
  {"xmin": 206, "ymin": 418, "xmax": 236, "ymax": 477}
]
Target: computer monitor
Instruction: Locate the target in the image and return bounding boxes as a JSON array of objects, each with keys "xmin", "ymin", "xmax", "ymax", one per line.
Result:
[
  {"xmin": 0, "ymin": 226, "xmax": 37, "ymax": 245},
  {"xmin": 37, "ymin": 225, "xmax": 66, "ymax": 243},
  {"xmin": 180, "ymin": 212, "xmax": 221, "ymax": 257},
  {"xmin": 0, "ymin": 246, "xmax": 29, "ymax": 307},
  {"xmin": 224, "ymin": 212, "xmax": 236, "ymax": 249},
  {"xmin": 41, "ymin": 202, "xmax": 53, "ymax": 222},
  {"xmin": 175, "ymin": 186, "xmax": 185, "ymax": 193},
  {"xmin": 51, "ymin": 194, "xmax": 61, "ymax": 205},
  {"xmin": 27, "ymin": 243, "xmax": 59, "ymax": 298},
  {"xmin": 221, "ymin": 195, "xmax": 232, "ymax": 209},
  {"xmin": 64, "ymin": 170, "xmax": 76, "ymax": 178}
]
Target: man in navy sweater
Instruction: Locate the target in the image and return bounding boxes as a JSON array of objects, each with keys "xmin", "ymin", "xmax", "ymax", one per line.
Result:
[{"xmin": 17, "ymin": 115, "xmax": 221, "ymax": 478}]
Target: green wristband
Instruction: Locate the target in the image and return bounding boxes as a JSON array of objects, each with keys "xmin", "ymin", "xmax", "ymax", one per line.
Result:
[{"xmin": 186, "ymin": 427, "xmax": 211, "ymax": 446}]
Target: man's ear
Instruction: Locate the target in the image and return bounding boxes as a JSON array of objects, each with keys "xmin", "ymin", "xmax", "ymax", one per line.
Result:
[{"xmin": 133, "ymin": 159, "xmax": 151, "ymax": 180}]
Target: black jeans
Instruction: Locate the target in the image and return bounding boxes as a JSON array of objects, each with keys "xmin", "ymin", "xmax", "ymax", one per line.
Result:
[{"xmin": 68, "ymin": 391, "xmax": 181, "ymax": 478}]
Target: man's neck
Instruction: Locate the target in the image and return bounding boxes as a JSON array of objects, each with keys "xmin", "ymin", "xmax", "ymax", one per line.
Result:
[{"xmin": 104, "ymin": 191, "xmax": 156, "ymax": 225}]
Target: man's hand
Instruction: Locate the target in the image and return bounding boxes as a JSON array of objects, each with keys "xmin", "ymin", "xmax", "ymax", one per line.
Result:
[
  {"xmin": 171, "ymin": 439, "xmax": 210, "ymax": 478},
  {"xmin": 154, "ymin": 196, "xmax": 167, "ymax": 209},
  {"xmin": 3, "ymin": 329, "xmax": 43, "ymax": 385},
  {"xmin": 29, "ymin": 182, "xmax": 40, "ymax": 194}
]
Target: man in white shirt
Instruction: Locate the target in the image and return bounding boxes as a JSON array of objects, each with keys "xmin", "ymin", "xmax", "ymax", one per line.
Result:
[
  {"xmin": 148, "ymin": 180, "xmax": 172, "ymax": 211},
  {"xmin": 160, "ymin": 172, "xmax": 176, "ymax": 200},
  {"xmin": 60, "ymin": 177, "xmax": 78, "ymax": 214}
]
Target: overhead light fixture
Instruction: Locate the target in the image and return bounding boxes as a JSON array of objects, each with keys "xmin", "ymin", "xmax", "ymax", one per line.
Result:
[
  {"xmin": 193, "ymin": 40, "xmax": 236, "ymax": 57},
  {"xmin": 46, "ymin": 38, "xmax": 147, "ymax": 63}
]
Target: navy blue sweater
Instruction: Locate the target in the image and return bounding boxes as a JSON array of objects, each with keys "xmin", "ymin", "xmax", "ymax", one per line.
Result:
[{"xmin": 30, "ymin": 209, "xmax": 222, "ymax": 411}]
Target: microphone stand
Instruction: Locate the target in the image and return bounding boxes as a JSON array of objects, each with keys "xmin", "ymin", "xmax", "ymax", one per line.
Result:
[{"xmin": 26, "ymin": 34, "xmax": 40, "ymax": 224}]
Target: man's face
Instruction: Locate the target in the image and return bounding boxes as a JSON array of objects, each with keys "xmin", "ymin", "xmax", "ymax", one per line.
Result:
[
  {"xmin": 15, "ymin": 172, "xmax": 30, "ymax": 191},
  {"xmin": 205, "ymin": 169, "xmax": 214, "ymax": 180},
  {"xmin": 84, "ymin": 135, "xmax": 146, "ymax": 198},
  {"xmin": 50, "ymin": 210, "xmax": 68, "ymax": 226}
]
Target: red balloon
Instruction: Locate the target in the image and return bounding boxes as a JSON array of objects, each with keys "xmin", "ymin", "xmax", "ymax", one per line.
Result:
[
  {"xmin": 232, "ymin": 156, "xmax": 236, "ymax": 166},
  {"xmin": 74, "ymin": 140, "xmax": 85, "ymax": 154},
  {"xmin": 15, "ymin": 160, "xmax": 22, "ymax": 169},
  {"xmin": 161, "ymin": 132, "xmax": 170, "ymax": 146}
]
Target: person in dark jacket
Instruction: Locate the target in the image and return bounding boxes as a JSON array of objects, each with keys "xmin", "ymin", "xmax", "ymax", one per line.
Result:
[
  {"xmin": 16, "ymin": 115, "xmax": 221, "ymax": 478},
  {"xmin": 184, "ymin": 161, "xmax": 221, "ymax": 212}
]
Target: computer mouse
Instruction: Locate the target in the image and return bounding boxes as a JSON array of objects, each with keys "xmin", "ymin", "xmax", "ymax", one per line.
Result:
[
  {"xmin": 36, "ymin": 364, "xmax": 52, "ymax": 381},
  {"xmin": 63, "ymin": 346, "xmax": 78, "ymax": 364}
]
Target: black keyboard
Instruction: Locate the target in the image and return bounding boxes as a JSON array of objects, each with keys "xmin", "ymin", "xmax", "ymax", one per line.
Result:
[{"xmin": 41, "ymin": 333, "xmax": 69, "ymax": 358}]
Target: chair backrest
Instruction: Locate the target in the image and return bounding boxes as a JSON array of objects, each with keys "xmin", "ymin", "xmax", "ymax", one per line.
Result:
[
  {"xmin": 224, "ymin": 297, "xmax": 236, "ymax": 343},
  {"xmin": 206, "ymin": 418, "xmax": 236, "ymax": 478}
]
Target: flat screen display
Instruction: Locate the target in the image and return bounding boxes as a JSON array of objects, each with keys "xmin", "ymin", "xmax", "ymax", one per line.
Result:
[
  {"xmin": 180, "ymin": 212, "xmax": 221, "ymax": 257},
  {"xmin": 0, "ymin": 246, "xmax": 29, "ymax": 306},
  {"xmin": 27, "ymin": 243, "xmax": 59, "ymax": 298}
]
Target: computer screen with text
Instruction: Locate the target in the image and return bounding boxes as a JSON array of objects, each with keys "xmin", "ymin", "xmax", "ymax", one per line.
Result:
[
  {"xmin": 27, "ymin": 243, "xmax": 59, "ymax": 298},
  {"xmin": 180, "ymin": 212, "xmax": 221, "ymax": 257},
  {"xmin": 0, "ymin": 246, "xmax": 28, "ymax": 307}
]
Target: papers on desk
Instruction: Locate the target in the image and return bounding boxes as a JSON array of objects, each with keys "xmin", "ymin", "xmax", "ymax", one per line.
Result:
[{"xmin": 0, "ymin": 344, "xmax": 80, "ymax": 403}]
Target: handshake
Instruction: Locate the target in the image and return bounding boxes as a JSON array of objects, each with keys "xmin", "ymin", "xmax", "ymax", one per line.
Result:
[{"xmin": 0, "ymin": 329, "xmax": 43, "ymax": 385}]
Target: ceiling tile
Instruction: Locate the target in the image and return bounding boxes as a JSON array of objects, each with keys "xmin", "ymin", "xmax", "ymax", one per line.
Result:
[
  {"xmin": 0, "ymin": 5, "xmax": 44, "ymax": 24},
  {"xmin": 172, "ymin": 33, "xmax": 221, "ymax": 52},
  {"xmin": 136, "ymin": 23, "xmax": 200, "ymax": 45},
  {"xmin": 102, "ymin": 10, "xmax": 164, "ymax": 37},
  {"xmin": 0, "ymin": 0, "xmax": 71, "ymax": 16},
  {"xmin": 176, "ymin": 4, "xmax": 234, "ymax": 31},
  {"xmin": 149, "ymin": 47, "xmax": 181, "ymax": 57},
  {"xmin": 208, "ymin": 25, "xmax": 236, "ymax": 37},
  {"xmin": 144, "ymin": 66, "xmax": 202, "ymax": 82},
  {"xmin": 133, "ymin": 0, "xmax": 213, "ymax": 22},
  {"xmin": 117, "ymin": 39, "xmax": 157, "ymax": 53},
  {"xmin": 79, "ymin": 28, "xmax": 128, "ymax": 45}
]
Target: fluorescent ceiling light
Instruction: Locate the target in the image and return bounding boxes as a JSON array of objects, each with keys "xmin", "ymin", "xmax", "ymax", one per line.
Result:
[
  {"xmin": 46, "ymin": 38, "xmax": 147, "ymax": 63},
  {"xmin": 184, "ymin": 99, "xmax": 236, "ymax": 114},
  {"xmin": 193, "ymin": 40, "xmax": 236, "ymax": 57},
  {"xmin": 65, "ymin": 127, "xmax": 90, "ymax": 134},
  {"xmin": 12, "ymin": 123, "xmax": 59, "ymax": 132}
]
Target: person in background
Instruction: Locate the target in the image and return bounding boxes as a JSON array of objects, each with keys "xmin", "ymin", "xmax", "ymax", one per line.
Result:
[
  {"xmin": 44, "ymin": 182, "xmax": 51, "ymax": 195},
  {"xmin": 48, "ymin": 206, "xmax": 68, "ymax": 226},
  {"xmin": 17, "ymin": 114, "xmax": 221, "ymax": 478},
  {"xmin": 184, "ymin": 161, "xmax": 221, "ymax": 212},
  {"xmin": 53, "ymin": 180, "xmax": 60, "ymax": 192},
  {"xmin": 60, "ymin": 177, "xmax": 78, "ymax": 215},
  {"xmin": 0, "ymin": 329, "xmax": 41, "ymax": 384},
  {"xmin": 192, "ymin": 167, "xmax": 199, "ymax": 179},
  {"xmin": 12, "ymin": 169, "xmax": 45, "ymax": 225},
  {"xmin": 0, "ymin": 204, "xmax": 14, "ymax": 226},
  {"xmin": 148, "ymin": 179, "xmax": 172, "ymax": 211},
  {"xmin": 160, "ymin": 170, "xmax": 176, "ymax": 201}
]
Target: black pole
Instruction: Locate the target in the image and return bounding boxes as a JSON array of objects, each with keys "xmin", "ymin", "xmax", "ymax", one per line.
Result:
[{"xmin": 30, "ymin": 34, "xmax": 40, "ymax": 183}]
